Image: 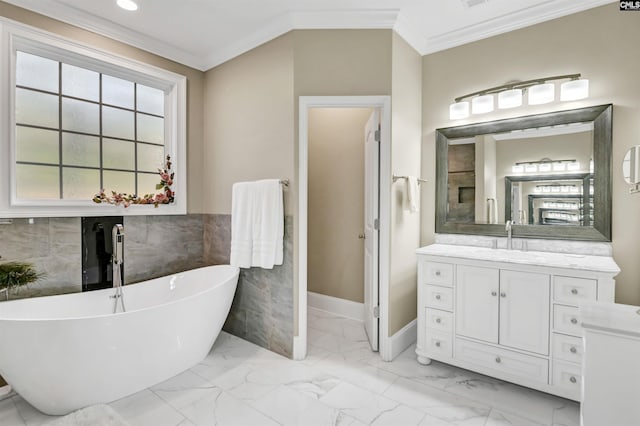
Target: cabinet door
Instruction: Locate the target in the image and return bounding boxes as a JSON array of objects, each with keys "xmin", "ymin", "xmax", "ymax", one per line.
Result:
[
  {"xmin": 456, "ymin": 265, "xmax": 499, "ymax": 344},
  {"xmin": 499, "ymin": 270, "xmax": 550, "ymax": 355}
]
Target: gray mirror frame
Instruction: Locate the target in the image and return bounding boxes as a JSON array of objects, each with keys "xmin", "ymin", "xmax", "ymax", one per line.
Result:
[{"xmin": 435, "ymin": 104, "xmax": 612, "ymax": 241}]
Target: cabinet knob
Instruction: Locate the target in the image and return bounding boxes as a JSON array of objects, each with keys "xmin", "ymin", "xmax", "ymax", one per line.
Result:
[
  {"xmin": 500, "ymin": 292, "xmax": 507, "ymax": 298},
  {"xmin": 570, "ymin": 317, "xmax": 578, "ymax": 325},
  {"xmin": 570, "ymin": 346, "xmax": 577, "ymax": 354},
  {"xmin": 435, "ymin": 341, "xmax": 441, "ymax": 348},
  {"xmin": 495, "ymin": 356, "xmax": 501, "ymax": 364},
  {"xmin": 435, "ymin": 271, "xmax": 441, "ymax": 277},
  {"xmin": 571, "ymin": 288, "xmax": 579, "ymax": 295},
  {"xmin": 435, "ymin": 318, "xmax": 442, "ymax": 324},
  {"xmin": 435, "ymin": 294, "xmax": 441, "ymax": 300},
  {"xmin": 569, "ymin": 376, "xmax": 577, "ymax": 384},
  {"xmin": 491, "ymin": 291, "xmax": 497, "ymax": 297}
]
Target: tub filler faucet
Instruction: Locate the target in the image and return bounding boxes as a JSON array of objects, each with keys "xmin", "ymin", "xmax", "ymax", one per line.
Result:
[{"xmin": 111, "ymin": 224, "xmax": 126, "ymax": 313}]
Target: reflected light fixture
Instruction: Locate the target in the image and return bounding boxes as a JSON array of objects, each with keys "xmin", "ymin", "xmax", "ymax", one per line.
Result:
[
  {"xmin": 117, "ymin": 0, "xmax": 138, "ymax": 11},
  {"xmin": 449, "ymin": 74, "xmax": 589, "ymax": 120}
]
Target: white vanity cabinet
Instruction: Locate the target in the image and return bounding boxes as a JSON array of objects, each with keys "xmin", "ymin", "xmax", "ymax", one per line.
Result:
[{"xmin": 416, "ymin": 244, "xmax": 619, "ymax": 401}]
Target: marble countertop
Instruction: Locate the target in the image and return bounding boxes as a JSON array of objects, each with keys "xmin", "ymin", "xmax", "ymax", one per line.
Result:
[
  {"xmin": 416, "ymin": 243, "xmax": 620, "ymax": 274},
  {"xmin": 581, "ymin": 302, "xmax": 640, "ymax": 338}
]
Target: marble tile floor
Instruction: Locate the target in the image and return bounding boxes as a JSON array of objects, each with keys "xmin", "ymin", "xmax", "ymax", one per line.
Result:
[{"xmin": 0, "ymin": 307, "xmax": 579, "ymax": 426}]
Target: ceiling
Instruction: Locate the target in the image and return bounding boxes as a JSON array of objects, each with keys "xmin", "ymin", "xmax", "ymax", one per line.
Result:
[{"xmin": 3, "ymin": 0, "xmax": 615, "ymax": 71}]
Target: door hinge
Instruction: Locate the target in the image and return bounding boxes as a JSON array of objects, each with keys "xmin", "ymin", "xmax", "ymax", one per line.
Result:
[
  {"xmin": 373, "ymin": 306, "xmax": 380, "ymax": 318},
  {"xmin": 374, "ymin": 129, "xmax": 381, "ymax": 142},
  {"xmin": 374, "ymin": 218, "xmax": 379, "ymax": 230}
]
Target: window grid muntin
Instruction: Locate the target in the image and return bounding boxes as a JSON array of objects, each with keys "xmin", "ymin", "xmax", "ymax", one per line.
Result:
[{"xmin": 14, "ymin": 53, "xmax": 165, "ymax": 200}]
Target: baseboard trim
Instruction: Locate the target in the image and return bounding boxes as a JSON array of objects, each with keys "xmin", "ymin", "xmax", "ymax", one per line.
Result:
[
  {"xmin": 307, "ymin": 291, "xmax": 364, "ymax": 321},
  {"xmin": 388, "ymin": 319, "xmax": 417, "ymax": 361}
]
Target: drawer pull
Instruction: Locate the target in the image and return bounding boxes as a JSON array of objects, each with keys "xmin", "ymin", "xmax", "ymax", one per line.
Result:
[
  {"xmin": 570, "ymin": 346, "xmax": 577, "ymax": 354},
  {"xmin": 571, "ymin": 288, "xmax": 579, "ymax": 295},
  {"xmin": 435, "ymin": 294, "xmax": 441, "ymax": 300},
  {"xmin": 435, "ymin": 271, "xmax": 441, "ymax": 277},
  {"xmin": 491, "ymin": 291, "xmax": 497, "ymax": 297},
  {"xmin": 495, "ymin": 356, "xmax": 501, "ymax": 364},
  {"xmin": 500, "ymin": 292, "xmax": 507, "ymax": 298},
  {"xmin": 435, "ymin": 318, "xmax": 442, "ymax": 324},
  {"xmin": 435, "ymin": 341, "xmax": 441, "ymax": 348},
  {"xmin": 570, "ymin": 318, "xmax": 578, "ymax": 325},
  {"xmin": 569, "ymin": 376, "xmax": 577, "ymax": 384}
]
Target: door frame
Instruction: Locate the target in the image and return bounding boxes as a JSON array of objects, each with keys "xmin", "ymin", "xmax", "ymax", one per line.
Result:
[{"xmin": 294, "ymin": 95, "xmax": 392, "ymax": 361}]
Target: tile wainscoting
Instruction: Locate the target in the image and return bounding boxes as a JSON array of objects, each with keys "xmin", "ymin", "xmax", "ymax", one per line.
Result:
[{"xmin": 204, "ymin": 214, "xmax": 294, "ymax": 358}]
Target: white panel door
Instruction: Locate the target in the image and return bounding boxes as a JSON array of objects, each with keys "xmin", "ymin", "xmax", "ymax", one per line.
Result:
[
  {"xmin": 499, "ymin": 270, "xmax": 550, "ymax": 355},
  {"xmin": 364, "ymin": 109, "xmax": 380, "ymax": 351},
  {"xmin": 455, "ymin": 265, "xmax": 499, "ymax": 344}
]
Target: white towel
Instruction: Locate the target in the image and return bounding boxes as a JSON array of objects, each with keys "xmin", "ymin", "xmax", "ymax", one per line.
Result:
[
  {"xmin": 406, "ymin": 176, "xmax": 420, "ymax": 213},
  {"xmin": 230, "ymin": 179, "xmax": 284, "ymax": 269}
]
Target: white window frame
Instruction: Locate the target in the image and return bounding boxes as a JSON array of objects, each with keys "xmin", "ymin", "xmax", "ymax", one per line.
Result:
[{"xmin": 0, "ymin": 18, "xmax": 187, "ymax": 217}]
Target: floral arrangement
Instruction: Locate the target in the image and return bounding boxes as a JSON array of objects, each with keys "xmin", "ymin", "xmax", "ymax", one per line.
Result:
[
  {"xmin": 93, "ymin": 155, "xmax": 175, "ymax": 208},
  {"xmin": 0, "ymin": 262, "xmax": 43, "ymax": 301}
]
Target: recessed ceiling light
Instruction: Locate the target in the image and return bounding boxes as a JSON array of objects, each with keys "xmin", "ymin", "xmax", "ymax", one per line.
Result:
[{"xmin": 117, "ymin": 0, "xmax": 138, "ymax": 11}]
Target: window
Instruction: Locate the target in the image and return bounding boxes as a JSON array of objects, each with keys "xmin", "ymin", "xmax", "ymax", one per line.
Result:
[{"xmin": 0, "ymin": 20, "xmax": 187, "ymax": 217}]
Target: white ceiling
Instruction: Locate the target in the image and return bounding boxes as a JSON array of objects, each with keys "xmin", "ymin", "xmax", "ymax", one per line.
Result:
[{"xmin": 3, "ymin": 0, "xmax": 616, "ymax": 71}]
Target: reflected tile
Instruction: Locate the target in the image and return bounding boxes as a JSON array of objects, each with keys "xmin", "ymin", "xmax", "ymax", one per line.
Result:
[
  {"xmin": 486, "ymin": 409, "xmax": 547, "ymax": 426},
  {"xmin": 109, "ymin": 389, "xmax": 185, "ymax": 426},
  {"xmin": 178, "ymin": 390, "xmax": 279, "ymax": 426},
  {"xmin": 320, "ymin": 381, "xmax": 399, "ymax": 424},
  {"xmin": 0, "ymin": 398, "xmax": 25, "ymax": 426},
  {"xmin": 250, "ymin": 384, "xmax": 341, "ymax": 426},
  {"xmin": 552, "ymin": 402, "xmax": 580, "ymax": 426},
  {"xmin": 315, "ymin": 354, "xmax": 398, "ymax": 394},
  {"xmin": 368, "ymin": 354, "xmax": 462, "ymax": 390}
]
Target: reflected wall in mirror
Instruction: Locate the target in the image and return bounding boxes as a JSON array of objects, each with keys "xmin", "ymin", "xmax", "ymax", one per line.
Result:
[
  {"xmin": 623, "ymin": 145, "xmax": 640, "ymax": 185},
  {"xmin": 436, "ymin": 104, "xmax": 612, "ymax": 241}
]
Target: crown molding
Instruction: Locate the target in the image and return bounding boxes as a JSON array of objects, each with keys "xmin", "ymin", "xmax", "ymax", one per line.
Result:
[
  {"xmin": 393, "ymin": 12, "xmax": 429, "ymax": 55},
  {"xmin": 1, "ymin": 0, "xmax": 210, "ymax": 70},
  {"xmin": 422, "ymin": 0, "xmax": 617, "ymax": 55}
]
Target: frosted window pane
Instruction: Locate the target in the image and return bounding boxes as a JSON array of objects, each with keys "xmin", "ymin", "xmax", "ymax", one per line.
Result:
[
  {"xmin": 103, "ymin": 170, "xmax": 135, "ymax": 195},
  {"xmin": 62, "ymin": 133, "xmax": 99, "ymax": 167},
  {"xmin": 62, "ymin": 64, "xmax": 99, "ymax": 101},
  {"xmin": 16, "ymin": 127, "xmax": 59, "ymax": 164},
  {"xmin": 137, "ymin": 143, "xmax": 165, "ymax": 172},
  {"xmin": 103, "ymin": 106, "xmax": 134, "ymax": 140},
  {"xmin": 138, "ymin": 172, "xmax": 160, "ymax": 196},
  {"xmin": 137, "ymin": 85, "xmax": 164, "ymax": 115},
  {"xmin": 16, "ymin": 88, "xmax": 58, "ymax": 128},
  {"xmin": 16, "ymin": 164, "xmax": 59, "ymax": 199},
  {"xmin": 102, "ymin": 75, "xmax": 134, "ymax": 108},
  {"xmin": 62, "ymin": 167, "xmax": 100, "ymax": 199},
  {"xmin": 62, "ymin": 98, "xmax": 99, "ymax": 134},
  {"xmin": 16, "ymin": 51, "xmax": 58, "ymax": 93},
  {"xmin": 137, "ymin": 113, "xmax": 164, "ymax": 144},
  {"xmin": 103, "ymin": 138, "xmax": 135, "ymax": 170}
]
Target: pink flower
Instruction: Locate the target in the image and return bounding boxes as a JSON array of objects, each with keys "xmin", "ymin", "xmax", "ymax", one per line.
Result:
[{"xmin": 154, "ymin": 193, "xmax": 168, "ymax": 203}]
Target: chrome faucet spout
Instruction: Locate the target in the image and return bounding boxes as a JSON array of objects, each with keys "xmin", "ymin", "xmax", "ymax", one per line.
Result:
[
  {"xmin": 505, "ymin": 220, "xmax": 513, "ymax": 250},
  {"xmin": 111, "ymin": 224, "xmax": 126, "ymax": 313}
]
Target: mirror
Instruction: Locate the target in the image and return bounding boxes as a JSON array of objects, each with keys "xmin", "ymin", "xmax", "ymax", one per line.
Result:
[
  {"xmin": 436, "ymin": 104, "xmax": 612, "ymax": 241},
  {"xmin": 623, "ymin": 145, "xmax": 640, "ymax": 185}
]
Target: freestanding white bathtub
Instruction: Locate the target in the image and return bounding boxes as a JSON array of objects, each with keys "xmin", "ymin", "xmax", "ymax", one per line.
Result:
[{"xmin": 0, "ymin": 264, "xmax": 239, "ymax": 415}]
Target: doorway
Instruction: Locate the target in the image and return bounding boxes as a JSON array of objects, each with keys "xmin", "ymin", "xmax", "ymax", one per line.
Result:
[{"xmin": 295, "ymin": 96, "xmax": 391, "ymax": 361}]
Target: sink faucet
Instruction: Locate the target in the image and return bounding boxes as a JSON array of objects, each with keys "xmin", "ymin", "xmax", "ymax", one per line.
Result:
[
  {"xmin": 111, "ymin": 224, "xmax": 126, "ymax": 313},
  {"xmin": 505, "ymin": 220, "xmax": 513, "ymax": 250}
]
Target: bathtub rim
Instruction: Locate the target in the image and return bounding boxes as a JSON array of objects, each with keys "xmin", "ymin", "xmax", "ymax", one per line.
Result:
[{"xmin": 0, "ymin": 264, "xmax": 239, "ymax": 323}]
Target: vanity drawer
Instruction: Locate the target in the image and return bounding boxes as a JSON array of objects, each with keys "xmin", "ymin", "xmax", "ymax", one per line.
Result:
[
  {"xmin": 553, "ymin": 276, "xmax": 597, "ymax": 305},
  {"xmin": 425, "ymin": 285, "xmax": 453, "ymax": 311},
  {"xmin": 425, "ymin": 329, "xmax": 453, "ymax": 359},
  {"xmin": 552, "ymin": 333, "xmax": 583, "ymax": 364},
  {"xmin": 455, "ymin": 338, "xmax": 549, "ymax": 384},
  {"xmin": 553, "ymin": 305, "xmax": 583, "ymax": 336},
  {"xmin": 425, "ymin": 308, "xmax": 453, "ymax": 334},
  {"xmin": 424, "ymin": 262, "xmax": 454, "ymax": 287},
  {"xmin": 552, "ymin": 360, "xmax": 582, "ymax": 400}
]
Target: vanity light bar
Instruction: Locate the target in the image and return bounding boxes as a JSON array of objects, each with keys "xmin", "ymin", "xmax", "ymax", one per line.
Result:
[
  {"xmin": 449, "ymin": 74, "xmax": 589, "ymax": 120},
  {"xmin": 511, "ymin": 159, "xmax": 580, "ymax": 174}
]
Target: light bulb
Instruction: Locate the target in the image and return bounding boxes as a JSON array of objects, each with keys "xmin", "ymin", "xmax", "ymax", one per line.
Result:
[
  {"xmin": 561, "ymin": 79, "xmax": 589, "ymax": 101},
  {"xmin": 471, "ymin": 95, "xmax": 494, "ymax": 114},
  {"xmin": 498, "ymin": 89, "xmax": 523, "ymax": 109},
  {"xmin": 449, "ymin": 101, "xmax": 470, "ymax": 120},
  {"xmin": 528, "ymin": 83, "xmax": 555, "ymax": 105}
]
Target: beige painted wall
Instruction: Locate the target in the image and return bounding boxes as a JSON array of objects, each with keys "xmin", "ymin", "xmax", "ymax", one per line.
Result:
[
  {"xmin": 308, "ymin": 108, "xmax": 372, "ymax": 303},
  {"xmin": 203, "ymin": 33, "xmax": 295, "ymax": 215},
  {"xmin": 422, "ymin": 4, "xmax": 640, "ymax": 305},
  {"xmin": 389, "ymin": 33, "xmax": 422, "ymax": 335},
  {"xmin": 0, "ymin": 1, "xmax": 205, "ymax": 213}
]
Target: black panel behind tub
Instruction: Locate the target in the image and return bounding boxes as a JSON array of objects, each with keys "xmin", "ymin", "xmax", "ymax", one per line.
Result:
[{"xmin": 81, "ymin": 216, "xmax": 123, "ymax": 292}]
